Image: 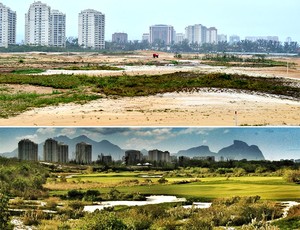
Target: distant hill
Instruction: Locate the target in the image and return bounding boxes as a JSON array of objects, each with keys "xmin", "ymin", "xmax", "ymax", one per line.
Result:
[
  {"xmin": 53, "ymin": 135, "xmax": 124, "ymax": 160},
  {"xmin": 177, "ymin": 140, "xmax": 265, "ymax": 161},
  {"xmin": 217, "ymin": 140, "xmax": 265, "ymax": 161},
  {"xmin": 1, "ymin": 138, "xmax": 265, "ymax": 162},
  {"xmin": 177, "ymin": 145, "xmax": 216, "ymax": 157}
]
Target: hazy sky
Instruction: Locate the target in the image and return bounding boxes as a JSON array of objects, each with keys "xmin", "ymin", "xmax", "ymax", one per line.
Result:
[
  {"xmin": 0, "ymin": 127, "xmax": 299, "ymax": 160},
  {"xmin": 1, "ymin": 0, "xmax": 299, "ymax": 43}
]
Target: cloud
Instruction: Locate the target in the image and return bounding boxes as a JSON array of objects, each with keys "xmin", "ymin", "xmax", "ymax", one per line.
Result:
[
  {"xmin": 60, "ymin": 128, "xmax": 77, "ymax": 137},
  {"xmin": 16, "ymin": 134, "xmax": 38, "ymax": 141},
  {"xmin": 37, "ymin": 128, "xmax": 57, "ymax": 135},
  {"xmin": 124, "ymin": 137, "xmax": 163, "ymax": 151},
  {"xmin": 81, "ymin": 128, "xmax": 131, "ymax": 135}
]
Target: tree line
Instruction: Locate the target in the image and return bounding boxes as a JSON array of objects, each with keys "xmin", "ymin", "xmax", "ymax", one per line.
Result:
[{"xmin": 0, "ymin": 37, "xmax": 299, "ymax": 54}]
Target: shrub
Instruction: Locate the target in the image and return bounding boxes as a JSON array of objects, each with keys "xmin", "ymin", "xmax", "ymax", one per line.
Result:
[
  {"xmin": 67, "ymin": 189, "xmax": 84, "ymax": 200},
  {"xmin": 183, "ymin": 217, "xmax": 213, "ymax": 230},
  {"xmin": 284, "ymin": 169, "xmax": 300, "ymax": 183},
  {"xmin": 0, "ymin": 193, "xmax": 11, "ymax": 230},
  {"xmin": 75, "ymin": 210, "xmax": 127, "ymax": 230},
  {"xmin": 157, "ymin": 177, "xmax": 168, "ymax": 184}
]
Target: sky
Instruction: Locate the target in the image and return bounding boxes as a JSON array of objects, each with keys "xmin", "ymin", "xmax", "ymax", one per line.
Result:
[
  {"xmin": 1, "ymin": 0, "xmax": 299, "ymax": 43},
  {"xmin": 0, "ymin": 127, "xmax": 299, "ymax": 161}
]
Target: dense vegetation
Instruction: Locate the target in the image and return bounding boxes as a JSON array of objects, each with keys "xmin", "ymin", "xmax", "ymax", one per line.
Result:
[
  {"xmin": 0, "ymin": 157, "xmax": 49, "ymax": 199},
  {"xmin": 202, "ymin": 53, "xmax": 296, "ymax": 67},
  {"xmin": 67, "ymin": 196, "xmax": 283, "ymax": 229},
  {"xmin": 0, "ymin": 156, "xmax": 299, "ymax": 229}
]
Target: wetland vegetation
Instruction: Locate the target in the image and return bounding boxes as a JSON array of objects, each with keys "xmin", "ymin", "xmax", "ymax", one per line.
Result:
[{"xmin": 0, "ymin": 156, "xmax": 299, "ymax": 229}]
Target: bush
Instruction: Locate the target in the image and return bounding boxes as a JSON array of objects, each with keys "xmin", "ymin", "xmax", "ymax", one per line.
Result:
[
  {"xmin": 183, "ymin": 217, "xmax": 213, "ymax": 230},
  {"xmin": 67, "ymin": 190, "xmax": 84, "ymax": 200},
  {"xmin": 284, "ymin": 169, "xmax": 300, "ymax": 183},
  {"xmin": 158, "ymin": 177, "xmax": 168, "ymax": 184},
  {"xmin": 75, "ymin": 210, "xmax": 127, "ymax": 230},
  {"xmin": 0, "ymin": 193, "xmax": 11, "ymax": 230},
  {"xmin": 84, "ymin": 190, "xmax": 101, "ymax": 201}
]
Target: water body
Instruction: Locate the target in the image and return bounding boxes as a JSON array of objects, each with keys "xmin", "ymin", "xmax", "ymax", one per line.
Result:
[{"xmin": 84, "ymin": 195, "xmax": 212, "ymax": 212}]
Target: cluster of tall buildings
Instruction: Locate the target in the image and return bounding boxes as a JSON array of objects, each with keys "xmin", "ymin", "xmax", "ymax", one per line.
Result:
[
  {"xmin": 124, "ymin": 149, "xmax": 171, "ymax": 165},
  {"xmin": 142, "ymin": 23, "xmax": 218, "ymax": 45},
  {"xmin": 18, "ymin": 139, "xmax": 92, "ymax": 164},
  {"xmin": 0, "ymin": 1, "xmax": 105, "ymax": 49},
  {"xmin": 0, "ymin": 2, "xmax": 287, "ymax": 49},
  {"xmin": 17, "ymin": 138, "xmax": 172, "ymax": 166}
]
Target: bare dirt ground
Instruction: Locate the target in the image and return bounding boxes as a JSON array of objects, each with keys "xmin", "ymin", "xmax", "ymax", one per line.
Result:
[{"xmin": 0, "ymin": 51, "xmax": 299, "ymax": 126}]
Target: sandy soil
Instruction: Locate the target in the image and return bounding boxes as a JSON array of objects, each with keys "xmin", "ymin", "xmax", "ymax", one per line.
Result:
[
  {"xmin": 1, "ymin": 90, "xmax": 299, "ymax": 126},
  {"xmin": 0, "ymin": 51, "xmax": 300, "ymax": 126}
]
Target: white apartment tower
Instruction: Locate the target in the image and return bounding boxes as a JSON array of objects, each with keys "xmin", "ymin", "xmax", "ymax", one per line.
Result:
[
  {"xmin": 0, "ymin": 3, "xmax": 16, "ymax": 47},
  {"xmin": 185, "ymin": 24, "xmax": 218, "ymax": 44},
  {"xmin": 207, "ymin": 27, "xmax": 218, "ymax": 44},
  {"xmin": 149, "ymin": 24, "xmax": 175, "ymax": 45},
  {"xmin": 50, "ymin": 10, "xmax": 66, "ymax": 47},
  {"xmin": 78, "ymin": 9, "xmax": 105, "ymax": 49},
  {"xmin": 185, "ymin": 24, "xmax": 207, "ymax": 45},
  {"xmin": 44, "ymin": 138, "xmax": 58, "ymax": 162},
  {"xmin": 25, "ymin": 1, "xmax": 66, "ymax": 47},
  {"xmin": 25, "ymin": 1, "xmax": 51, "ymax": 46}
]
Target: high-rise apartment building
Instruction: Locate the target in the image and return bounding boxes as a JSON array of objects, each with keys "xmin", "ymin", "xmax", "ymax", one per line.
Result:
[
  {"xmin": 44, "ymin": 138, "xmax": 58, "ymax": 162},
  {"xmin": 185, "ymin": 24, "xmax": 217, "ymax": 44},
  {"xmin": 175, "ymin": 33, "xmax": 184, "ymax": 44},
  {"xmin": 148, "ymin": 149, "xmax": 170, "ymax": 163},
  {"xmin": 25, "ymin": 1, "xmax": 51, "ymax": 46},
  {"xmin": 125, "ymin": 150, "xmax": 143, "ymax": 165},
  {"xmin": 142, "ymin": 33, "xmax": 150, "ymax": 42},
  {"xmin": 149, "ymin": 24, "xmax": 175, "ymax": 45},
  {"xmin": 0, "ymin": 3, "xmax": 16, "ymax": 48},
  {"xmin": 18, "ymin": 139, "xmax": 38, "ymax": 161},
  {"xmin": 78, "ymin": 9, "xmax": 105, "ymax": 49},
  {"xmin": 185, "ymin": 24, "xmax": 206, "ymax": 44},
  {"xmin": 207, "ymin": 27, "xmax": 218, "ymax": 44},
  {"xmin": 50, "ymin": 10, "xmax": 66, "ymax": 47},
  {"xmin": 44, "ymin": 138, "xmax": 69, "ymax": 163},
  {"xmin": 57, "ymin": 143, "xmax": 68, "ymax": 163},
  {"xmin": 75, "ymin": 142, "xmax": 92, "ymax": 164},
  {"xmin": 112, "ymin": 32, "xmax": 128, "ymax": 43},
  {"xmin": 25, "ymin": 1, "xmax": 66, "ymax": 47}
]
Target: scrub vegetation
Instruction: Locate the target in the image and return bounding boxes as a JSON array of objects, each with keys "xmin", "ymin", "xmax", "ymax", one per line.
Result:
[
  {"xmin": 1, "ymin": 157, "xmax": 299, "ymax": 229},
  {"xmin": 0, "ymin": 71, "xmax": 299, "ymax": 118}
]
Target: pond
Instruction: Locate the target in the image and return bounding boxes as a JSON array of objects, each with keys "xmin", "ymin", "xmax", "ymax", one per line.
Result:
[{"xmin": 84, "ymin": 195, "xmax": 212, "ymax": 212}]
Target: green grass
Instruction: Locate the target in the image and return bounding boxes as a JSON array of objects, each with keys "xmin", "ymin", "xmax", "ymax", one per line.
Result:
[
  {"xmin": 94, "ymin": 72, "xmax": 300, "ymax": 99},
  {"xmin": 0, "ymin": 91, "xmax": 101, "ymax": 118},
  {"xmin": 61, "ymin": 65, "xmax": 124, "ymax": 71},
  {"xmin": 272, "ymin": 217, "xmax": 300, "ymax": 229},
  {"xmin": 202, "ymin": 54, "xmax": 297, "ymax": 68},
  {"xmin": 114, "ymin": 177, "xmax": 300, "ymax": 201},
  {"xmin": 11, "ymin": 69, "xmax": 45, "ymax": 74},
  {"xmin": 49, "ymin": 175, "xmax": 300, "ymax": 201}
]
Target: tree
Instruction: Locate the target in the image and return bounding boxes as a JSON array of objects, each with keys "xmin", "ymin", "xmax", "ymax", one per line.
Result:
[{"xmin": 0, "ymin": 192, "xmax": 11, "ymax": 230}]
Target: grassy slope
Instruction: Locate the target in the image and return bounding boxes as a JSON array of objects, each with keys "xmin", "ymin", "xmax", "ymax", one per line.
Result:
[
  {"xmin": 49, "ymin": 174, "xmax": 300, "ymax": 201},
  {"xmin": 0, "ymin": 72, "xmax": 299, "ymax": 118}
]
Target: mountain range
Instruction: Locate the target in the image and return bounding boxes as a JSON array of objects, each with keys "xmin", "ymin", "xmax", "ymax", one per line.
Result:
[{"xmin": 1, "ymin": 135, "xmax": 265, "ymax": 161}]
